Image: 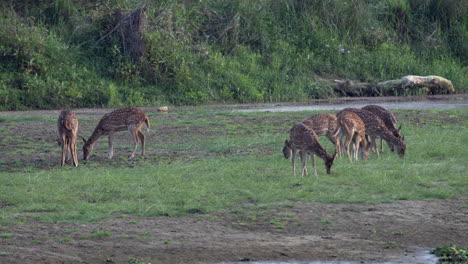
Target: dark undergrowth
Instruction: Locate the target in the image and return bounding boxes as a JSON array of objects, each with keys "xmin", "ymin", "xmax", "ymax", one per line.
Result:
[{"xmin": 0, "ymin": 0, "xmax": 467, "ymax": 110}]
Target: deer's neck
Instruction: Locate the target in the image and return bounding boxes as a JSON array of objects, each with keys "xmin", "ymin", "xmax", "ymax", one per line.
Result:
[
  {"xmin": 307, "ymin": 143, "xmax": 329, "ymax": 161},
  {"xmin": 86, "ymin": 129, "xmax": 104, "ymax": 146},
  {"xmin": 380, "ymin": 129, "xmax": 399, "ymax": 145}
]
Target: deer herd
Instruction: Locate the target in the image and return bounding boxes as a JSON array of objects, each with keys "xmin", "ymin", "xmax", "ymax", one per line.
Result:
[
  {"xmin": 283, "ymin": 105, "xmax": 406, "ymax": 177},
  {"xmin": 56, "ymin": 105, "xmax": 405, "ymax": 177}
]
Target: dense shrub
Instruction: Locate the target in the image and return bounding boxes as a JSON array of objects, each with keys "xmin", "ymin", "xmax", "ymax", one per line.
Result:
[{"xmin": 0, "ymin": 0, "xmax": 466, "ymax": 110}]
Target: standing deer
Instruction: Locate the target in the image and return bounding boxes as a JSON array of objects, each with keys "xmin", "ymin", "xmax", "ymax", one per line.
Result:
[
  {"xmin": 337, "ymin": 108, "xmax": 405, "ymax": 158},
  {"xmin": 334, "ymin": 111, "xmax": 370, "ymax": 161},
  {"xmin": 283, "ymin": 123, "xmax": 337, "ymax": 177},
  {"xmin": 57, "ymin": 110, "xmax": 79, "ymax": 167},
  {"xmin": 362, "ymin": 105, "xmax": 403, "ymax": 153},
  {"xmin": 83, "ymin": 108, "xmax": 150, "ymax": 160},
  {"xmin": 302, "ymin": 113, "xmax": 339, "ymax": 153}
]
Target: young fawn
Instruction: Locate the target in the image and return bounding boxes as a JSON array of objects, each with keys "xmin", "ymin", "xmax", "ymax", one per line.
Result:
[
  {"xmin": 83, "ymin": 108, "xmax": 150, "ymax": 160},
  {"xmin": 337, "ymin": 108, "xmax": 405, "ymax": 158},
  {"xmin": 283, "ymin": 123, "xmax": 337, "ymax": 177},
  {"xmin": 302, "ymin": 113, "xmax": 339, "ymax": 153},
  {"xmin": 57, "ymin": 110, "xmax": 79, "ymax": 167},
  {"xmin": 362, "ymin": 105, "xmax": 403, "ymax": 153},
  {"xmin": 334, "ymin": 111, "xmax": 370, "ymax": 161}
]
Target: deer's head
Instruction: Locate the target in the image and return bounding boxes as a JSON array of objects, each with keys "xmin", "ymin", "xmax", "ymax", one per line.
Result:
[
  {"xmin": 82, "ymin": 137, "xmax": 93, "ymax": 161},
  {"xmin": 282, "ymin": 140, "xmax": 293, "ymax": 159},
  {"xmin": 396, "ymin": 136, "xmax": 406, "ymax": 157},
  {"xmin": 325, "ymin": 152, "xmax": 337, "ymax": 174}
]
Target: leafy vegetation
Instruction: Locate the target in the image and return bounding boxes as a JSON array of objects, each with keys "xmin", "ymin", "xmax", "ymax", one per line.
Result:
[
  {"xmin": 431, "ymin": 245, "xmax": 468, "ymax": 263},
  {"xmin": 0, "ymin": 0, "xmax": 466, "ymax": 110}
]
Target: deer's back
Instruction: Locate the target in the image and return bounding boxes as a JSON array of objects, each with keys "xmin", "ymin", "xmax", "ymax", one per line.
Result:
[
  {"xmin": 302, "ymin": 113, "xmax": 337, "ymax": 136},
  {"xmin": 338, "ymin": 108, "xmax": 386, "ymax": 136},
  {"xmin": 58, "ymin": 110, "xmax": 78, "ymax": 135},
  {"xmin": 98, "ymin": 108, "xmax": 148, "ymax": 132},
  {"xmin": 337, "ymin": 111, "xmax": 365, "ymax": 136},
  {"xmin": 362, "ymin": 105, "xmax": 398, "ymax": 132},
  {"xmin": 289, "ymin": 123, "xmax": 320, "ymax": 150}
]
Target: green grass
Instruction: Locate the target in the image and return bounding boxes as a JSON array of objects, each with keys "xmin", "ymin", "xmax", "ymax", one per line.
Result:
[{"xmin": 0, "ymin": 109, "xmax": 467, "ymax": 224}]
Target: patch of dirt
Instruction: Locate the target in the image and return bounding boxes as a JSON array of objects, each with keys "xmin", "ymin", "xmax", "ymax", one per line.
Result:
[{"xmin": 0, "ymin": 199, "xmax": 466, "ymax": 264}]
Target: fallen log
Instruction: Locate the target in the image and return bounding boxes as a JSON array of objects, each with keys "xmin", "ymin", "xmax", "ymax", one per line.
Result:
[{"xmin": 332, "ymin": 75, "xmax": 454, "ymax": 96}]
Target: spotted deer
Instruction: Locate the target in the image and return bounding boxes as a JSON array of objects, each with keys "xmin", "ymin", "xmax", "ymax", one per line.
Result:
[
  {"xmin": 334, "ymin": 111, "xmax": 371, "ymax": 161},
  {"xmin": 283, "ymin": 123, "xmax": 337, "ymax": 177},
  {"xmin": 337, "ymin": 108, "xmax": 405, "ymax": 158},
  {"xmin": 362, "ymin": 105, "xmax": 403, "ymax": 153},
  {"xmin": 302, "ymin": 113, "xmax": 339, "ymax": 153},
  {"xmin": 83, "ymin": 108, "xmax": 150, "ymax": 160},
  {"xmin": 57, "ymin": 110, "xmax": 79, "ymax": 167}
]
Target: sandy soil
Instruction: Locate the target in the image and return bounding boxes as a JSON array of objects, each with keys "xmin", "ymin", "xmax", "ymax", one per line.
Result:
[
  {"xmin": 1, "ymin": 95, "xmax": 467, "ymax": 264},
  {"xmin": 1, "ymin": 199, "xmax": 467, "ymax": 264}
]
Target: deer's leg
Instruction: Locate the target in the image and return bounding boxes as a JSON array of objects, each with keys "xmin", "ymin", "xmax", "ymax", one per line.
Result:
[
  {"xmin": 138, "ymin": 130, "xmax": 145, "ymax": 157},
  {"xmin": 311, "ymin": 154, "xmax": 317, "ymax": 177},
  {"xmin": 291, "ymin": 149, "xmax": 296, "ymax": 177},
  {"xmin": 70, "ymin": 137, "xmax": 78, "ymax": 167},
  {"xmin": 128, "ymin": 126, "xmax": 139, "ymax": 159},
  {"xmin": 108, "ymin": 133, "xmax": 115, "ymax": 159},
  {"xmin": 339, "ymin": 134, "xmax": 346, "ymax": 157},
  {"xmin": 329, "ymin": 134, "xmax": 340, "ymax": 156},
  {"xmin": 300, "ymin": 151, "xmax": 308, "ymax": 177},
  {"xmin": 343, "ymin": 130, "xmax": 353, "ymax": 162},
  {"xmin": 380, "ymin": 138, "xmax": 384, "ymax": 153},
  {"xmin": 369, "ymin": 136, "xmax": 379, "ymax": 158},
  {"xmin": 61, "ymin": 136, "xmax": 67, "ymax": 167},
  {"xmin": 353, "ymin": 137, "xmax": 360, "ymax": 161}
]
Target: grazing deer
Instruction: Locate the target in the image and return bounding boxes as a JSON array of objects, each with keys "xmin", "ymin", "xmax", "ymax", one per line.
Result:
[
  {"xmin": 302, "ymin": 113, "xmax": 339, "ymax": 153},
  {"xmin": 334, "ymin": 111, "xmax": 371, "ymax": 161},
  {"xmin": 283, "ymin": 123, "xmax": 337, "ymax": 177},
  {"xmin": 362, "ymin": 105, "xmax": 403, "ymax": 152},
  {"xmin": 57, "ymin": 110, "xmax": 79, "ymax": 167},
  {"xmin": 83, "ymin": 108, "xmax": 150, "ymax": 160},
  {"xmin": 337, "ymin": 108, "xmax": 405, "ymax": 158}
]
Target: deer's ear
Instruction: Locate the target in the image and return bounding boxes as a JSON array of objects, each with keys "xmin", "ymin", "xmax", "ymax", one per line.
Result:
[
  {"xmin": 402, "ymin": 136, "xmax": 405, "ymax": 141},
  {"xmin": 398, "ymin": 125, "xmax": 402, "ymax": 132},
  {"xmin": 81, "ymin": 136, "xmax": 87, "ymax": 143}
]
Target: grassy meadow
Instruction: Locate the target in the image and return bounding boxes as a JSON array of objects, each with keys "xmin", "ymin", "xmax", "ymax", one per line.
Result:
[{"xmin": 0, "ymin": 108, "xmax": 467, "ymax": 224}]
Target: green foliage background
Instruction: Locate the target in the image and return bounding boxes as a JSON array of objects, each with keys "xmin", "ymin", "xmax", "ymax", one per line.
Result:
[{"xmin": 0, "ymin": 0, "xmax": 467, "ymax": 110}]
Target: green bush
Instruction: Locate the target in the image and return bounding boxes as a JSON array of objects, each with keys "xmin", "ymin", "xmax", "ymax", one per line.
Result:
[{"xmin": 0, "ymin": 0, "xmax": 466, "ymax": 109}]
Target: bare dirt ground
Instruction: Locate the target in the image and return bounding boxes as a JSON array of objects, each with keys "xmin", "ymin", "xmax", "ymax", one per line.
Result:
[
  {"xmin": 1, "ymin": 95, "xmax": 467, "ymax": 264},
  {"xmin": 1, "ymin": 200, "xmax": 467, "ymax": 264}
]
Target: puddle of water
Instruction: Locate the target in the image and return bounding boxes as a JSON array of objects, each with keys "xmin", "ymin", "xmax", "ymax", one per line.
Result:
[
  {"xmin": 237, "ymin": 97, "xmax": 468, "ymax": 112},
  {"xmin": 218, "ymin": 249, "xmax": 438, "ymax": 264}
]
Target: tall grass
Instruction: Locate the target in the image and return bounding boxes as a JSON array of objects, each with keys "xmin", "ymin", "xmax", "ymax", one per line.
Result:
[{"xmin": 0, "ymin": 0, "xmax": 467, "ymax": 110}]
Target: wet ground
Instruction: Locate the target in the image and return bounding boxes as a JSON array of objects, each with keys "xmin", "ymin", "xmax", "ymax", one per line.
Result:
[
  {"xmin": 236, "ymin": 94, "xmax": 468, "ymax": 112},
  {"xmin": 2, "ymin": 200, "xmax": 466, "ymax": 264}
]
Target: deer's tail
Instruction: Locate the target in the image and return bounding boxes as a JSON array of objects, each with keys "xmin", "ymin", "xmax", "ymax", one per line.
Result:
[{"xmin": 145, "ymin": 117, "xmax": 150, "ymax": 132}]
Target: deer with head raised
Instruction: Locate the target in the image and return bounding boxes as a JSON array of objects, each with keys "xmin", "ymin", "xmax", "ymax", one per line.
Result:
[
  {"xmin": 57, "ymin": 110, "xmax": 79, "ymax": 167},
  {"xmin": 283, "ymin": 123, "xmax": 337, "ymax": 177},
  {"xmin": 334, "ymin": 111, "xmax": 371, "ymax": 161},
  {"xmin": 337, "ymin": 108, "xmax": 405, "ymax": 158},
  {"xmin": 82, "ymin": 108, "xmax": 150, "ymax": 160},
  {"xmin": 362, "ymin": 105, "xmax": 403, "ymax": 153},
  {"xmin": 302, "ymin": 113, "xmax": 339, "ymax": 153}
]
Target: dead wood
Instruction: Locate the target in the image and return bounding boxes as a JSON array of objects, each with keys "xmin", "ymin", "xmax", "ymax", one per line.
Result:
[
  {"xmin": 96, "ymin": 6, "xmax": 147, "ymax": 61},
  {"xmin": 332, "ymin": 75, "xmax": 454, "ymax": 96}
]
